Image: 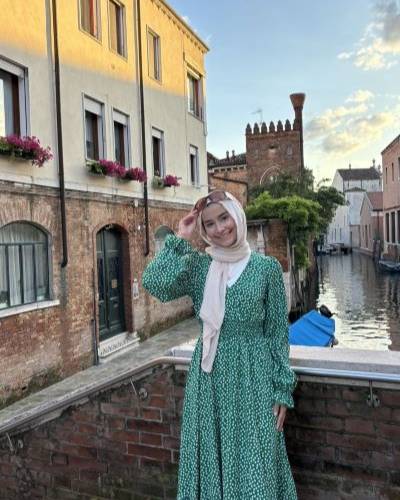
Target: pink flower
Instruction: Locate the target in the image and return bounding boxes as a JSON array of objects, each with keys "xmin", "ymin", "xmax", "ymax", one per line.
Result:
[
  {"xmin": 163, "ymin": 174, "xmax": 180, "ymax": 187},
  {"xmin": 4, "ymin": 135, "xmax": 52, "ymax": 167}
]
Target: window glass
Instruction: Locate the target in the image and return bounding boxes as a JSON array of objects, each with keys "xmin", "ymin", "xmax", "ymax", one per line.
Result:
[
  {"xmin": 0, "ymin": 69, "xmax": 20, "ymax": 136},
  {"xmin": 0, "ymin": 223, "xmax": 49, "ymax": 309},
  {"xmin": 109, "ymin": 1, "xmax": 125, "ymax": 56},
  {"xmin": 80, "ymin": 0, "xmax": 99, "ymax": 38},
  {"xmin": 84, "ymin": 97, "xmax": 104, "ymax": 160},
  {"xmin": 152, "ymin": 128, "xmax": 164, "ymax": 177},
  {"xmin": 187, "ymin": 72, "xmax": 202, "ymax": 118},
  {"xmin": 148, "ymin": 30, "xmax": 160, "ymax": 80},
  {"xmin": 190, "ymin": 145, "xmax": 199, "ymax": 185}
]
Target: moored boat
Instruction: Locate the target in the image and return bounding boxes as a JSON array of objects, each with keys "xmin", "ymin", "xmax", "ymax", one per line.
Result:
[
  {"xmin": 378, "ymin": 259, "xmax": 400, "ymax": 272},
  {"xmin": 289, "ymin": 305, "xmax": 337, "ymax": 347}
]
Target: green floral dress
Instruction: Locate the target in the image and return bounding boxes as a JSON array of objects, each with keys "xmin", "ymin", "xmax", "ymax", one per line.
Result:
[{"xmin": 142, "ymin": 235, "xmax": 297, "ymax": 500}]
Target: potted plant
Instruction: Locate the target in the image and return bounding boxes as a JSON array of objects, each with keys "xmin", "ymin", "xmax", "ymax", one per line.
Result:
[
  {"xmin": 86, "ymin": 159, "xmax": 146, "ymax": 182},
  {"xmin": 0, "ymin": 135, "xmax": 53, "ymax": 167},
  {"xmin": 152, "ymin": 174, "xmax": 181, "ymax": 189}
]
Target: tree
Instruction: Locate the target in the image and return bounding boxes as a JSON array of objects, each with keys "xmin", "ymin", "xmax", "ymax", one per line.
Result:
[{"xmin": 246, "ymin": 169, "xmax": 344, "ymax": 268}]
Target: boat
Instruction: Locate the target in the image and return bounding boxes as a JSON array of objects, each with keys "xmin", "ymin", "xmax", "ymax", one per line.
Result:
[
  {"xmin": 289, "ymin": 305, "xmax": 337, "ymax": 347},
  {"xmin": 378, "ymin": 259, "xmax": 400, "ymax": 272}
]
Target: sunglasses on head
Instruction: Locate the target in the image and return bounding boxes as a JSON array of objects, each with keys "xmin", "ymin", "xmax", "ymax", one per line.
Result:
[{"xmin": 194, "ymin": 190, "xmax": 228, "ymax": 212}]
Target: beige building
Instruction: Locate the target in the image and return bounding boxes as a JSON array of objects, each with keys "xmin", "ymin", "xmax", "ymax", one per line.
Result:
[{"xmin": 0, "ymin": 0, "xmax": 209, "ymax": 403}]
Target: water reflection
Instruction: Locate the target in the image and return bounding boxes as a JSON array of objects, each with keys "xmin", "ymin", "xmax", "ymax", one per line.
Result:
[{"xmin": 316, "ymin": 253, "xmax": 400, "ymax": 350}]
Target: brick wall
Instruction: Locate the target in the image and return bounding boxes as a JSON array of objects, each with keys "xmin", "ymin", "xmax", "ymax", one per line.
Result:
[
  {"xmin": 0, "ymin": 367, "xmax": 399, "ymax": 499},
  {"xmin": 0, "ymin": 182, "xmax": 193, "ymax": 404},
  {"xmin": 246, "ymin": 127, "xmax": 302, "ymax": 190},
  {"xmin": 208, "ymin": 172, "xmax": 248, "ymax": 207}
]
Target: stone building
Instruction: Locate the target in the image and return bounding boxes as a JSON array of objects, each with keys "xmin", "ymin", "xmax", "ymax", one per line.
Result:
[
  {"xmin": 359, "ymin": 192, "xmax": 384, "ymax": 258},
  {"xmin": 0, "ymin": 0, "xmax": 209, "ymax": 402},
  {"xmin": 207, "ymin": 93, "xmax": 306, "ymax": 202},
  {"xmin": 327, "ymin": 165, "xmax": 382, "ymax": 249},
  {"xmin": 381, "ymin": 134, "xmax": 400, "ymax": 260}
]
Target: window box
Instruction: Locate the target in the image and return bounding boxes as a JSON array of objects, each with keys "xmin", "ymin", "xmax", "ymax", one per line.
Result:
[
  {"xmin": 0, "ymin": 135, "xmax": 52, "ymax": 167},
  {"xmin": 86, "ymin": 159, "xmax": 146, "ymax": 182},
  {"xmin": 152, "ymin": 174, "xmax": 181, "ymax": 189}
]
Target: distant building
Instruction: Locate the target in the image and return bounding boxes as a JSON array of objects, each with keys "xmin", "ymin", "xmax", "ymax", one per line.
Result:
[
  {"xmin": 207, "ymin": 93, "xmax": 306, "ymax": 204},
  {"xmin": 381, "ymin": 134, "xmax": 400, "ymax": 260},
  {"xmin": 327, "ymin": 165, "xmax": 382, "ymax": 249},
  {"xmin": 359, "ymin": 192, "xmax": 384, "ymax": 257}
]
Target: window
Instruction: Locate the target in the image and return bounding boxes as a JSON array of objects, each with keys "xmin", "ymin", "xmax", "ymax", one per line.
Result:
[
  {"xmin": 392, "ymin": 163, "xmax": 394, "ymax": 182},
  {"xmin": 84, "ymin": 96, "xmax": 105, "ymax": 160},
  {"xmin": 109, "ymin": 0, "xmax": 125, "ymax": 56},
  {"xmin": 147, "ymin": 29, "xmax": 161, "ymax": 81},
  {"xmin": 0, "ymin": 59, "xmax": 28, "ymax": 136},
  {"xmin": 385, "ymin": 213, "xmax": 390, "ymax": 242},
  {"xmin": 79, "ymin": 0, "xmax": 100, "ymax": 39},
  {"xmin": 189, "ymin": 145, "xmax": 199, "ymax": 186},
  {"xmin": 187, "ymin": 71, "xmax": 202, "ymax": 118},
  {"xmin": 391, "ymin": 211, "xmax": 396, "ymax": 243},
  {"xmin": 398, "ymin": 158, "xmax": 400, "ymax": 181},
  {"xmin": 152, "ymin": 128, "xmax": 165, "ymax": 177},
  {"xmin": 385, "ymin": 167, "xmax": 388, "ymax": 184},
  {"xmin": 0, "ymin": 223, "xmax": 49, "ymax": 310},
  {"xmin": 397, "ymin": 210, "xmax": 400, "ymax": 244},
  {"xmin": 113, "ymin": 110, "xmax": 129, "ymax": 166}
]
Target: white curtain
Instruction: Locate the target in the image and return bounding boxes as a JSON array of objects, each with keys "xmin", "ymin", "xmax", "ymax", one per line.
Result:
[{"xmin": 0, "ymin": 222, "xmax": 48, "ymax": 307}]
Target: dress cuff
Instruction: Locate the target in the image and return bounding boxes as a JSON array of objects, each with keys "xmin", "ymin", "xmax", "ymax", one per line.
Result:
[
  {"xmin": 274, "ymin": 391, "xmax": 295, "ymax": 409},
  {"xmin": 163, "ymin": 234, "xmax": 194, "ymax": 255}
]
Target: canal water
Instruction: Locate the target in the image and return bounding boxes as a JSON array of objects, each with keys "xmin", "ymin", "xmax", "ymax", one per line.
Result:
[{"xmin": 315, "ymin": 252, "xmax": 400, "ymax": 351}]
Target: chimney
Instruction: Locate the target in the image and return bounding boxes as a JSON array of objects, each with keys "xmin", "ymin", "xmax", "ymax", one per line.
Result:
[
  {"xmin": 290, "ymin": 92, "xmax": 306, "ymax": 172},
  {"xmin": 226, "ymin": 150, "xmax": 230, "ymax": 159},
  {"xmin": 232, "ymin": 149, "xmax": 235, "ymax": 158},
  {"xmin": 349, "ymin": 163, "xmax": 351, "ymax": 170}
]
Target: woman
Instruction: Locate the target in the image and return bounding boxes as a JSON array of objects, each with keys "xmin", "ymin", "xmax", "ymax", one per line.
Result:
[{"xmin": 142, "ymin": 191, "xmax": 297, "ymax": 499}]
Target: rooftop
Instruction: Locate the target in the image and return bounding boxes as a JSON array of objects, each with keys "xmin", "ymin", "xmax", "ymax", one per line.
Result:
[
  {"xmin": 338, "ymin": 167, "xmax": 381, "ymax": 181},
  {"xmin": 366, "ymin": 191, "xmax": 383, "ymax": 210}
]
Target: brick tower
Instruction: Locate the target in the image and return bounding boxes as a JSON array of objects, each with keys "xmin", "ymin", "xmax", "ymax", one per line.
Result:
[{"xmin": 245, "ymin": 93, "xmax": 306, "ymax": 189}]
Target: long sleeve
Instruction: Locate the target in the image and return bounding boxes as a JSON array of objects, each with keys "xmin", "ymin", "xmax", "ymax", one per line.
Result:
[
  {"xmin": 142, "ymin": 234, "xmax": 199, "ymax": 302},
  {"xmin": 264, "ymin": 257, "xmax": 296, "ymax": 408}
]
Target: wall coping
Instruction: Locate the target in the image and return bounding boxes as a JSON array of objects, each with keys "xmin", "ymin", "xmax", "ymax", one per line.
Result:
[{"xmin": 1, "ymin": 318, "xmax": 400, "ymax": 437}]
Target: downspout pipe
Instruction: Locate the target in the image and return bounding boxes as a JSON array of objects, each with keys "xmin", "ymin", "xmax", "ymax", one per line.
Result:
[
  {"xmin": 136, "ymin": 0, "xmax": 150, "ymax": 256},
  {"xmin": 51, "ymin": 0, "xmax": 68, "ymax": 267}
]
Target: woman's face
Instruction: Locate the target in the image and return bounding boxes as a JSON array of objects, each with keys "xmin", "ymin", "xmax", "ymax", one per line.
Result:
[{"xmin": 201, "ymin": 203, "xmax": 237, "ymax": 247}]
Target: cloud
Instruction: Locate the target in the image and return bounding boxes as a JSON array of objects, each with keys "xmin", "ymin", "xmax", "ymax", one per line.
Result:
[
  {"xmin": 305, "ymin": 95, "xmax": 371, "ymax": 140},
  {"xmin": 338, "ymin": 0, "xmax": 400, "ymax": 70},
  {"xmin": 305, "ymin": 87, "xmax": 398, "ymax": 158},
  {"xmin": 346, "ymin": 90, "xmax": 375, "ymax": 103},
  {"xmin": 321, "ymin": 111, "xmax": 396, "ymax": 154}
]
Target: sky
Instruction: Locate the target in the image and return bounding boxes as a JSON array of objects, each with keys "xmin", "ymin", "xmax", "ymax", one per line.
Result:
[{"xmin": 168, "ymin": 0, "xmax": 400, "ymax": 184}]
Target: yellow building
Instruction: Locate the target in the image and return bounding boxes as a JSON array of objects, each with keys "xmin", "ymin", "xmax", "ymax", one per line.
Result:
[{"xmin": 0, "ymin": 0, "xmax": 209, "ymax": 404}]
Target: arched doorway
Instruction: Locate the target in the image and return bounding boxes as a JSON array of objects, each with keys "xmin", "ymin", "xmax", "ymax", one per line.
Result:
[{"xmin": 96, "ymin": 226, "xmax": 125, "ymax": 341}]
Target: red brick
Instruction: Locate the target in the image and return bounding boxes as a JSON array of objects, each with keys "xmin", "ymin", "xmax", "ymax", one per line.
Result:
[
  {"xmin": 140, "ymin": 433, "xmax": 162, "ymax": 447},
  {"xmin": 344, "ymin": 418, "xmax": 375, "ymax": 435},
  {"xmin": 127, "ymin": 444, "xmax": 171, "ymax": 462},
  {"xmin": 126, "ymin": 419, "xmax": 170, "ymax": 434}
]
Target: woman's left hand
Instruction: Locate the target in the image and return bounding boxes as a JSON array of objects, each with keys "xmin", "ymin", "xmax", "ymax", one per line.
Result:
[{"xmin": 273, "ymin": 404, "xmax": 287, "ymax": 432}]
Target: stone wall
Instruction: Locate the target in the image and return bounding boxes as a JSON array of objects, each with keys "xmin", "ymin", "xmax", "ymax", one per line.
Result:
[{"xmin": 0, "ymin": 365, "xmax": 399, "ymax": 499}]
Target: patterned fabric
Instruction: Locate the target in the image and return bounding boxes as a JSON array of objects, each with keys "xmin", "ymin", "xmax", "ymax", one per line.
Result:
[{"xmin": 142, "ymin": 234, "xmax": 297, "ymax": 500}]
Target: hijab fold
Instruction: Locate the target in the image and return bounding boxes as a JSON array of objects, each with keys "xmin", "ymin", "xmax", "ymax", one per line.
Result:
[{"xmin": 198, "ymin": 193, "xmax": 251, "ymax": 373}]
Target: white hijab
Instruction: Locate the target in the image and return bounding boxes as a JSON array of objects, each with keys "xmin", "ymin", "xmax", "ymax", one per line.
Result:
[{"xmin": 198, "ymin": 192, "xmax": 251, "ymax": 373}]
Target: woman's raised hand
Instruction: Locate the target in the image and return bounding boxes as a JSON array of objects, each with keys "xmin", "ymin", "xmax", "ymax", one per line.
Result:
[{"xmin": 177, "ymin": 209, "xmax": 198, "ymax": 241}]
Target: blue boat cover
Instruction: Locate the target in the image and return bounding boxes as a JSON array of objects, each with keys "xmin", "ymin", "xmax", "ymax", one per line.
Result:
[{"xmin": 289, "ymin": 310, "xmax": 335, "ymax": 347}]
